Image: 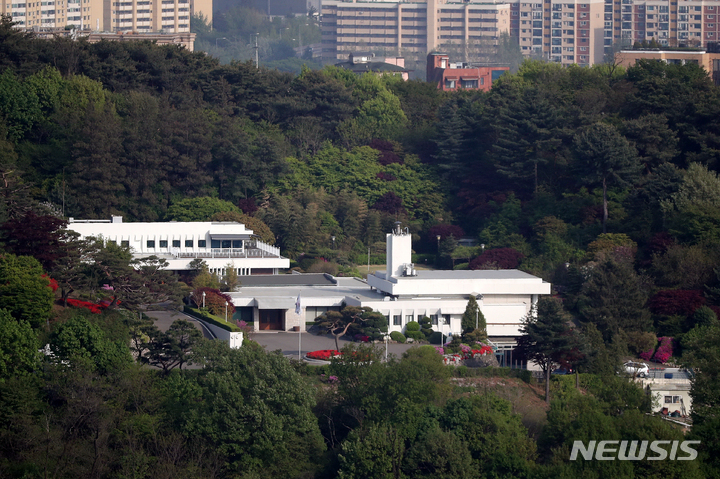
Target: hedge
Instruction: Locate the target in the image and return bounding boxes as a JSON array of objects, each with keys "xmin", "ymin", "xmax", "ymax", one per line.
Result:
[{"xmin": 183, "ymin": 305, "xmax": 243, "ymax": 332}]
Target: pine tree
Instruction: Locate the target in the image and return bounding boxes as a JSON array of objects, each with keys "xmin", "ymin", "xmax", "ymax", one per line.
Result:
[{"xmin": 518, "ymin": 297, "xmax": 580, "ymax": 403}]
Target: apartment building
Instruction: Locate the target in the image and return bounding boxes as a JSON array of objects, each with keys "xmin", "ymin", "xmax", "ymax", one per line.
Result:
[
  {"xmin": 1, "ymin": 0, "xmax": 210, "ymax": 33},
  {"xmin": 322, "ymin": 0, "xmax": 720, "ymax": 67},
  {"xmin": 615, "ymin": 45, "xmax": 720, "ymax": 84}
]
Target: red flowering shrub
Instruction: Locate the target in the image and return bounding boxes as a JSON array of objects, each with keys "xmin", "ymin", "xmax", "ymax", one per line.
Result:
[
  {"xmin": 652, "ymin": 337, "xmax": 674, "ymax": 364},
  {"xmin": 66, "ymin": 298, "xmax": 104, "ymax": 314},
  {"xmin": 306, "ymin": 350, "xmax": 341, "ymax": 360},
  {"xmin": 649, "ymin": 290, "xmax": 705, "ymax": 317},
  {"xmin": 42, "ymin": 274, "xmax": 58, "ymax": 292},
  {"xmin": 639, "ymin": 348, "xmax": 655, "ymax": 361},
  {"xmin": 470, "ymin": 248, "xmax": 525, "ymax": 270}
]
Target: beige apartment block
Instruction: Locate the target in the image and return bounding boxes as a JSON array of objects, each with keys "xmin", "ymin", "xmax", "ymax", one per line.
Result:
[
  {"xmin": 321, "ymin": 0, "xmax": 720, "ymax": 66},
  {"xmin": 322, "ymin": 0, "xmax": 512, "ymax": 63},
  {"xmin": 2, "ymin": 0, "xmax": 209, "ymax": 32}
]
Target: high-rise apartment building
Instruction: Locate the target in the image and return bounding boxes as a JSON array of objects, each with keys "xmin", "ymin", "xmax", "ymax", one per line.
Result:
[
  {"xmin": 1, "ymin": 0, "xmax": 211, "ymax": 33},
  {"xmin": 322, "ymin": 0, "xmax": 720, "ymax": 67}
]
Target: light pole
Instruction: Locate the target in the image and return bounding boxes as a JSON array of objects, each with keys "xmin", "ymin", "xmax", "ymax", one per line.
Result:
[
  {"xmin": 331, "ymin": 235, "xmax": 336, "ymax": 249},
  {"xmin": 215, "ymin": 37, "xmax": 226, "ymax": 48},
  {"xmin": 385, "ymin": 332, "xmax": 389, "ymax": 362},
  {"xmin": 254, "ymin": 33, "xmax": 259, "ymax": 68},
  {"xmin": 202, "ymin": 291, "xmax": 206, "ymax": 310},
  {"xmin": 225, "ymin": 301, "xmax": 228, "ymax": 322},
  {"xmin": 439, "ymin": 316, "xmax": 444, "ymax": 349}
]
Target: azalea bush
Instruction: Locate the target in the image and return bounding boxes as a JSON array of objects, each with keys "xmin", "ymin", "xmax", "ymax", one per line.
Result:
[
  {"xmin": 653, "ymin": 336, "xmax": 674, "ymax": 364},
  {"xmin": 66, "ymin": 298, "xmax": 104, "ymax": 314},
  {"xmin": 306, "ymin": 350, "xmax": 341, "ymax": 361}
]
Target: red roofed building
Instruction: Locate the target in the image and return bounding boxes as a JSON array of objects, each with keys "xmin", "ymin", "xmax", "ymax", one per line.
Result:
[{"xmin": 427, "ymin": 53, "xmax": 509, "ymax": 92}]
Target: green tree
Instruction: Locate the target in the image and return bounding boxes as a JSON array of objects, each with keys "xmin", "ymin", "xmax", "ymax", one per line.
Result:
[
  {"xmin": 174, "ymin": 340, "xmax": 325, "ymax": 478},
  {"xmin": 50, "ymin": 313, "xmax": 132, "ymax": 374},
  {"xmin": 0, "ymin": 253, "xmax": 53, "ymax": 328},
  {"xmin": 493, "ymin": 86, "xmax": 564, "ymax": 194},
  {"xmin": 577, "ymin": 258, "xmax": 651, "ymax": 342},
  {"xmin": 0, "ymin": 308, "xmax": 39, "ymax": 381},
  {"xmin": 518, "ymin": 297, "xmax": 580, "ymax": 403},
  {"xmin": 141, "ymin": 319, "xmax": 202, "ymax": 374},
  {"xmin": 165, "ymin": 196, "xmax": 241, "ymax": 221},
  {"xmin": 317, "ymin": 306, "xmax": 366, "ymax": 351},
  {"xmin": 338, "ymin": 424, "xmax": 405, "ymax": 479},
  {"xmin": 573, "ymin": 122, "xmax": 640, "ymax": 233},
  {"xmin": 461, "ymin": 296, "xmax": 486, "ymax": 335}
]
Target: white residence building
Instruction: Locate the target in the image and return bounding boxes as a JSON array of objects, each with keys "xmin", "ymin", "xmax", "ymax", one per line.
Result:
[
  {"xmin": 230, "ymin": 223, "xmax": 551, "ymax": 352},
  {"xmin": 67, "ymin": 216, "xmax": 290, "ymax": 275}
]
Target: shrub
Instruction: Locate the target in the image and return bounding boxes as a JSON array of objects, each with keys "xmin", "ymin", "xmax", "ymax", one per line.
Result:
[
  {"xmin": 652, "ymin": 337, "xmax": 674, "ymax": 364},
  {"xmin": 306, "ymin": 350, "xmax": 341, "ymax": 361},
  {"xmin": 428, "ymin": 331, "xmax": 443, "ymax": 344},
  {"xmin": 405, "ymin": 321, "xmax": 421, "ymax": 332},
  {"xmin": 405, "ymin": 330, "xmax": 424, "ymax": 341},
  {"xmin": 390, "ymin": 331, "xmax": 406, "ymax": 343},
  {"xmin": 627, "ymin": 331, "xmax": 657, "ymax": 357}
]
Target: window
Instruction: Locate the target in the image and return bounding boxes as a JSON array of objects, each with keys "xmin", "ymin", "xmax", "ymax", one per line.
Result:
[
  {"xmin": 121, "ymin": 240, "xmax": 129, "ymax": 247},
  {"xmin": 443, "ymin": 314, "xmax": 451, "ymax": 324},
  {"xmin": 232, "ymin": 240, "xmax": 242, "ymax": 248},
  {"xmin": 405, "ymin": 314, "xmax": 413, "ymax": 323},
  {"xmin": 393, "ymin": 315, "xmax": 402, "ymax": 325},
  {"xmin": 147, "ymin": 240, "xmax": 155, "ymax": 248},
  {"xmin": 159, "ymin": 240, "xmax": 168, "ymax": 248},
  {"xmin": 664, "ymin": 396, "xmax": 681, "ymax": 404},
  {"xmin": 185, "ymin": 240, "xmax": 193, "ymax": 247},
  {"xmin": 430, "ymin": 314, "xmax": 439, "ymax": 325},
  {"xmin": 172, "ymin": 240, "xmax": 181, "ymax": 248},
  {"xmin": 198, "ymin": 240, "xmax": 207, "ymax": 247}
]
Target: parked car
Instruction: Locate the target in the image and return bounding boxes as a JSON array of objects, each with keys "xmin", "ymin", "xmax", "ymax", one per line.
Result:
[
  {"xmin": 623, "ymin": 361, "xmax": 649, "ymax": 377},
  {"xmin": 552, "ymin": 367, "xmax": 572, "ymax": 375}
]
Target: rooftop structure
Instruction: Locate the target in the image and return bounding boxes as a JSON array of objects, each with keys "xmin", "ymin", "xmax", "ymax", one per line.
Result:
[
  {"xmin": 427, "ymin": 52, "xmax": 509, "ymax": 91},
  {"xmin": 335, "ymin": 53, "xmax": 412, "ymax": 80},
  {"xmin": 66, "ymin": 216, "xmax": 290, "ymax": 275}
]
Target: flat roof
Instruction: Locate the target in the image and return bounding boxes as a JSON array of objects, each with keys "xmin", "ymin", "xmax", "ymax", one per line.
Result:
[
  {"xmin": 231, "ymin": 276, "xmax": 384, "ymax": 302},
  {"xmin": 238, "ymin": 274, "xmax": 337, "ymax": 287},
  {"xmin": 405, "ymin": 269, "xmax": 544, "ymax": 280}
]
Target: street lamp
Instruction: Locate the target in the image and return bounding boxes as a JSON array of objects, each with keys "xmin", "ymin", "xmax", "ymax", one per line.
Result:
[
  {"xmin": 202, "ymin": 291, "xmax": 206, "ymax": 309},
  {"xmin": 385, "ymin": 333, "xmax": 390, "ymax": 362},
  {"xmin": 254, "ymin": 33, "xmax": 259, "ymax": 68},
  {"xmin": 215, "ymin": 37, "xmax": 226, "ymax": 48},
  {"xmin": 225, "ymin": 301, "xmax": 228, "ymax": 322},
  {"xmin": 331, "ymin": 235, "xmax": 336, "ymax": 249},
  {"xmin": 438, "ymin": 316, "xmax": 445, "ymax": 348}
]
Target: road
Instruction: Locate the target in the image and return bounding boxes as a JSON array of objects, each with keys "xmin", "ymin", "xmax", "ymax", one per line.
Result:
[
  {"xmin": 144, "ymin": 309, "xmax": 216, "ymax": 339},
  {"xmin": 144, "ymin": 309, "xmax": 418, "ymax": 359},
  {"xmin": 250, "ymin": 330, "xmax": 417, "ymax": 360}
]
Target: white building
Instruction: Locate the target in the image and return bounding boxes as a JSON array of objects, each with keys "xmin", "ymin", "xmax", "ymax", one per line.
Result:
[
  {"xmin": 67, "ymin": 216, "xmax": 290, "ymax": 275},
  {"xmin": 230, "ymin": 223, "xmax": 551, "ymax": 351}
]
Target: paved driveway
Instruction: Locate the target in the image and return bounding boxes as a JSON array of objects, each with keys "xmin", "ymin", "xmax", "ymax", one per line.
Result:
[
  {"xmin": 144, "ymin": 310, "xmax": 419, "ymax": 359},
  {"xmin": 251, "ymin": 331, "xmax": 418, "ymax": 360},
  {"xmin": 144, "ymin": 309, "xmax": 215, "ymax": 339}
]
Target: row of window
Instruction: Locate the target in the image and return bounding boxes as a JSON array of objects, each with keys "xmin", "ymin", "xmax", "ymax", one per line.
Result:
[{"xmin": 143, "ymin": 239, "xmax": 246, "ymax": 249}]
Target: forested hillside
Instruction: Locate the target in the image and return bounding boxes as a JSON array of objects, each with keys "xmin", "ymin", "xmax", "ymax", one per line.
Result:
[{"xmin": 3, "ymin": 11, "xmax": 720, "ymax": 477}]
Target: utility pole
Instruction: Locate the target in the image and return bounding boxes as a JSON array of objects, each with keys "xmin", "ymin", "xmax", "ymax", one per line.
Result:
[{"xmin": 254, "ymin": 33, "xmax": 259, "ymax": 68}]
